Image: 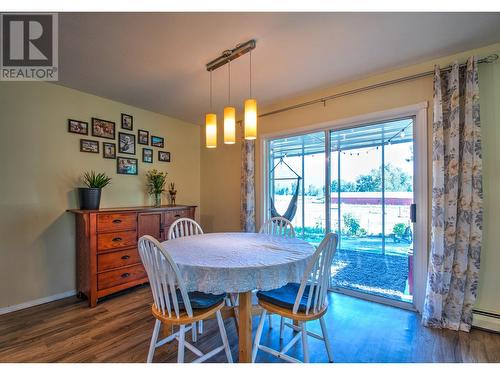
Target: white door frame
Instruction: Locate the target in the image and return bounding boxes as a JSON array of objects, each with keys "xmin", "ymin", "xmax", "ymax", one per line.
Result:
[{"xmin": 260, "ymin": 102, "xmax": 429, "ymax": 312}]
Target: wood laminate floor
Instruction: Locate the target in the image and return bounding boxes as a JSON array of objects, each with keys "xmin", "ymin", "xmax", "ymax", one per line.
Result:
[{"xmin": 1, "ymin": 285, "xmax": 499, "ymax": 363}]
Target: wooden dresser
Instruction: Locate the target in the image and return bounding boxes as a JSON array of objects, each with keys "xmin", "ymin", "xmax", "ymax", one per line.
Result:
[{"xmin": 68, "ymin": 205, "xmax": 196, "ymax": 307}]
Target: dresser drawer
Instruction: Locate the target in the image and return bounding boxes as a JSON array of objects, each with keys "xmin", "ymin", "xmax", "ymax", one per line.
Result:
[
  {"xmin": 98, "ymin": 248, "xmax": 142, "ymax": 272},
  {"xmin": 97, "ymin": 230, "xmax": 137, "ymax": 252},
  {"xmin": 98, "ymin": 264, "xmax": 147, "ymax": 290},
  {"xmin": 97, "ymin": 213, "xmax": 136, "ymax": 233},
  {"xmin": 164, "ymin": 209, "xmax": 190, "ymax": 225}
]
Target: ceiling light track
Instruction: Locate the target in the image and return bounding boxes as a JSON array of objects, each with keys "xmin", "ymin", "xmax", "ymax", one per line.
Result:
[{"xmin": 206, "ymin": 39, "xmax": 256, "ymax": 72}]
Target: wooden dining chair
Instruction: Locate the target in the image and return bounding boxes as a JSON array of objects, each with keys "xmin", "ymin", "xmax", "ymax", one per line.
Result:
[
  {"xmin": 259, "ymin": 216, "xmax": 296, "ymax": 237},
  {"xmin": 138, "ymin": 235, "xmax": 233, "ymax": 363},
  {"xmin": 168, "ymin": 218, "xmax": 203, "ymax": 240},
  {"xmin": 167, "ymin": 217, "xmax": 206, "ymax": 334},
  {"xmin": 252, "ymin": 233, "xmax": 338, "ymax": 363}
]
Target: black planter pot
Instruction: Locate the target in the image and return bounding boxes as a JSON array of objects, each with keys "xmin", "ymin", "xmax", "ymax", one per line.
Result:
[{"xmin": 78, "ymin": 187, "xmax": 102, "ymax": 210}]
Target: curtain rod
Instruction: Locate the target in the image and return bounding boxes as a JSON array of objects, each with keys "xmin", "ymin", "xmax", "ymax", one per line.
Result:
[{"xmin": 260, "ymin": 54, "xmax": 499, "ymax": 118}]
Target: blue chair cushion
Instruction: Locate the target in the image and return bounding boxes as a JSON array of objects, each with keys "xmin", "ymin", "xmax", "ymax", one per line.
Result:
[
  {"xmin": 256, "ymin": 283, "xmax": 311, "ymax": 312},
  {"xmin": 176, "ymin": 290, "xmax": 226, "ymax": 310}
]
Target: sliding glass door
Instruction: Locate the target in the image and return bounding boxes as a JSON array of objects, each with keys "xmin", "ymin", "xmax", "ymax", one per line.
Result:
[
  {"xmin": 329, "ymin": 119, "xmax": 414, "ymax": 304},
  {"xmin": 268, "ymin": 132, "xmax": 326, "ymax": 244},
  {"xmin": 267, "ymin": 117, "xmax": 417, "ymax": 308}
]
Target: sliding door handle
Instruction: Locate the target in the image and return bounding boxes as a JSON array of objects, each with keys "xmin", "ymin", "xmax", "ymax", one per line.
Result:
[{"xmin": 410, "ymin": 204, "xmax": 416, "ymax": 223}]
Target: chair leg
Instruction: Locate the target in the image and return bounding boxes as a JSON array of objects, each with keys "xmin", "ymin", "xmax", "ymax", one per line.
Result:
[
  {"xmin": 177, "ymin": 324, "xmax": 186, "ymax": 363},
  {"xmin": 300, "ymin": 322, "xmax": 309, "ymax": 363},
  {"xmin": 279, "ymin": 317, "xmax": 285, "ymax": 340},
  {"xmin": 216, "ymin": 310, "xmax": 233, "ymax": 363},
  {"xmin": 319, "ymin": 316, "xmax": 334, "ymax": 363},
  {"xmin": 198, "ymin": 320, "xmax": 203, "ymax": 335},
  {"xmin": 147, "ymin": 319, "xmax": 161, "ymax": 363},
  {"xmin": 268, "ymin": 314, "xmax": 273, "ymax": 328},
  {"xmin": 252, "ymin": 310, "xmax": 267, "ymax": 363},
  {"xmin": 192, "ymin": 322, "xmax": 197, "ymax": 342}
]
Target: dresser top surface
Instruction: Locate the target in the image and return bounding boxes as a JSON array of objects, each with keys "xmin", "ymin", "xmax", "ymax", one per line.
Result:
[{"xmin": 67, "ymin": 204, "xmax": 196, "ymax": 214}]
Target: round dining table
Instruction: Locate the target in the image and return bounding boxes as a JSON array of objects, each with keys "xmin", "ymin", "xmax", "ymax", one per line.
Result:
[{"xmin": 161, "ymin": 232, "xmax": 315, "ymax": 362}]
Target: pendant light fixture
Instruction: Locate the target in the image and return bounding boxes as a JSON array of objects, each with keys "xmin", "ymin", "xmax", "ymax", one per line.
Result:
[
  {"xmin": 223, "ymin": 60, "xmax": 236, "ymax": 144},
  {"xmin": 204, "ymin": 40, "xmax": 256, "ymax": 148},
  {"xmin": 244, "ymin": 50, "xmax": 257, "ymax": 140},
  {"xmin": 205, "ymin": 70, "xmax": 217, "ymax": 148}
]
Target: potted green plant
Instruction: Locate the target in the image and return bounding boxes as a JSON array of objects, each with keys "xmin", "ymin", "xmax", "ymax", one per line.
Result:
[
  {"xmin": 146, "ymin": 169, "xmax": 168, "ymax": 207},
  {"xmin": 78, "ymin": 171, "xmax": 112, "ymax": 210}
]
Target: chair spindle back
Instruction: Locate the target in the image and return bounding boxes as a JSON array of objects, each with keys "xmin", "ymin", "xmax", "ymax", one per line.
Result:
[
  {"xmin": 293, "ymin": 233, "xmax": 338, "ymax": 315},
  {"xmin": 168, "ymin": 218, "xmax": 204, "ymax": 240},
  {"xmin": 259, "ymin": 217, "xmax": 295, "ymax": 237},
  {"xmin": 138, "ymin": 235, "xmax": 193, "ymax": 318}
]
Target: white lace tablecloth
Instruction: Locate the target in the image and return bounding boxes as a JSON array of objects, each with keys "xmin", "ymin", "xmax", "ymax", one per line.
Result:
[{"xmin": 161, "ymin": 232, "xmax": 315, "ymax": 294}]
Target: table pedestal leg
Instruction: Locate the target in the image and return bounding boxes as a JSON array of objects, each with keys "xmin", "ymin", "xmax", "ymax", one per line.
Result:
[{"xmin": 238, "ymin": 291, "xmax": 252, "ymax": 363}]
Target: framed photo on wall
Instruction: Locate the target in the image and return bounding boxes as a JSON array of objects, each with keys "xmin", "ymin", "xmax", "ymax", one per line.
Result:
[
  {"xmin": 80, "ymin": 139, "xmax": 99, "ymax": 153},
  {"xmin": 117, "ymin": 157, "xmax": 138, "ymax": 175},
  {"xmin": 103, "ymin": 142, "xmax": 116, "ymax": 159},
  {"xmin": 158, "ymin": 151, "xmax": 170, "ymax": 162},
  {"xmin": 138, "ymin": 129, "xmax": 149, "ymax": 145},
  {"xmin": 68, "ymin": 119, "xmax": 88, "ymax": 135},
  {"xmin": 121, "ymin": 113, "xmax": 133, "ymax": 130},
  {"xmin": 91, "ymin": 117, "xmax": 115, "ymax": 139},
  {"xmin": 151, "ymin": 135, "xmax": 164, "ymax": 148},
  {"xmin": 143, "ymin": 148, "xmax": 153, "ymax": 163},
  {"xmin": 118, "ymin": 132, "xmax": 136, "ymax": 155}
]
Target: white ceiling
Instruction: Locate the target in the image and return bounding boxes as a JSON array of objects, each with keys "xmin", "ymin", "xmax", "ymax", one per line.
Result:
[{"xmin": 58, "ymin": 13, "xmax": 500, "ymax": 124}]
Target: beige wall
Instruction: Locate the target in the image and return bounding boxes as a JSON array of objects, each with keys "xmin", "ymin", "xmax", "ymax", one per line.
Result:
[
  {"xmin": 200, "ymin": 42, "xmax": 500, "ymax": 314},
  {"xmin": 0, "ymin": 82, "xmax": 200, "ymax": 309},
  {"xmin": 200, "ymin": 129, "xmax": 242, "ymax": 233}
]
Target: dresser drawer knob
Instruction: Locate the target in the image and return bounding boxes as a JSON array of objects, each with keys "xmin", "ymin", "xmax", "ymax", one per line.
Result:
[
  {"xmin": 112, "ymin": 237, "xmax": 122, "ymax": 242},
  {"xmin": 121, "ymin": 255, "xmax": 130, "ymax": 260},
  {"xmin": 121, "ymin": 273, "xmax": 130, "ymax": 278},
  {"xmin": 112, "ymin": 219, "xmax": 122, "ymax": 224}
]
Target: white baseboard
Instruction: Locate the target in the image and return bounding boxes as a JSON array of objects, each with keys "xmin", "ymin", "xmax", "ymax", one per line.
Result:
[
  {"xmin": 0, "ymin": 290, "xmax": 76, "ymax": 316},
  {"xmin": 472, "ymin": 311, "xmax": 500, "ymax": 333}
]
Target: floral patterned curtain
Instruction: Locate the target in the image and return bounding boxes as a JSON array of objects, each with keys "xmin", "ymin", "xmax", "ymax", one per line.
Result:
[
  {"xmin": 422, "ymin": 56, "xmax": 483, "ymax": 332},
  {"xmin": 240, "ymin": 139, "xmax": 256, "ymax": 232}
]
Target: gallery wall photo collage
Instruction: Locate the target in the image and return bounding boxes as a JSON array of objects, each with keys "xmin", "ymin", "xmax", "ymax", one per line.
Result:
[{"xmin": 68, "ymin": 113, "xmax": 171, "ymax": 175}]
